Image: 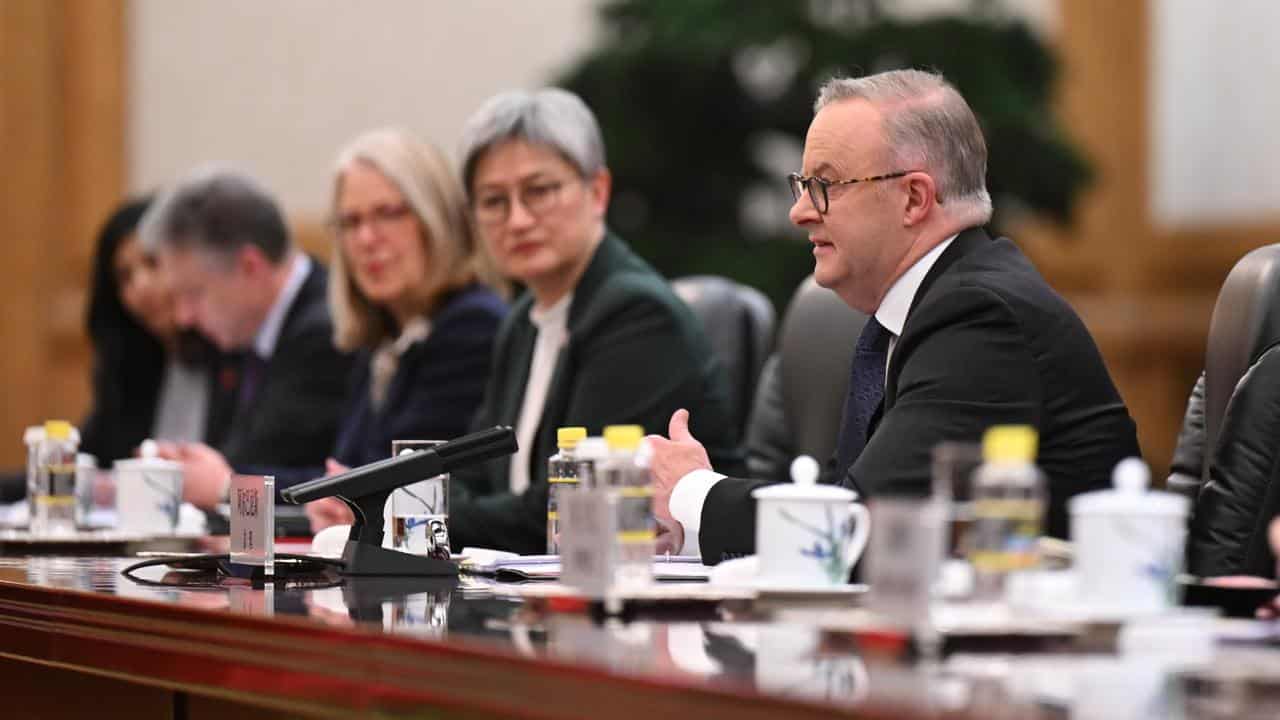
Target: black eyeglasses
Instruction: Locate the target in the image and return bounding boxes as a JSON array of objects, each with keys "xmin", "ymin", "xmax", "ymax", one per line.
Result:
[
  {"xmin": 787, "ymin": 171, "xmax": 912, "ymax": 214},
  {"xmin": 472, "ymin": 180, "xmax": 567, "ymax": 226}
]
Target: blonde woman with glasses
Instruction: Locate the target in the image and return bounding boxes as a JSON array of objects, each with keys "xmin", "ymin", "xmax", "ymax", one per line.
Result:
[{"xmin": 306, "ymin": 128, "xmax": 506, "ymax": 531}]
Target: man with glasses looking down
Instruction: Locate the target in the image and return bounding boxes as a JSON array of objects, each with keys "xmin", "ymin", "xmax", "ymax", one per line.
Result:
[{"xmin": 649, "ymin": 69, "xmax": 1141, "ymax": 563}]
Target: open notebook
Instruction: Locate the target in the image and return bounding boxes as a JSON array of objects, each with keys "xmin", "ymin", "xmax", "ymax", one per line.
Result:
[{"xmin": 460, "ymin": 549, "xmax": 713, "ymax": 582}]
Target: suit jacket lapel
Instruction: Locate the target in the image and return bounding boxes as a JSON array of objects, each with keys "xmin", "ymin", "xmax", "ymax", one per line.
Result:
[
  {"xmin": 883, "ymin": 226, "xmax": 992, "ymax": 407},
  {"xmin": 488, "ymin": 313, "xmax": 537, "ymax": 493},
  {"xmin": 517, "ymin": 231, "xmax": 621, "ymax": 487}
]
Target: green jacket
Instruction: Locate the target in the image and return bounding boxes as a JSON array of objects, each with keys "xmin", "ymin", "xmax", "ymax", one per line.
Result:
[{"xmin": 450, "ymin": 232, "xmax": 738, "ymax": 554}]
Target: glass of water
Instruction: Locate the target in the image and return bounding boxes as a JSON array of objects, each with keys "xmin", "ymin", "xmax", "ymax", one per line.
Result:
[
  {"xmin": 387, "ymin": 440, "xmax": 450, "ymax": 560},
  {"xmin": 931, "ymin": 442, "xmax": 984, "ymax": 559}
]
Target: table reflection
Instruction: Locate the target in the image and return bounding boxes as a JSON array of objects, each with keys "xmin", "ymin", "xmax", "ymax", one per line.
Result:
[{"xmin": 6, "ymin": 555, "xmax": 1280, "ymax": 718}]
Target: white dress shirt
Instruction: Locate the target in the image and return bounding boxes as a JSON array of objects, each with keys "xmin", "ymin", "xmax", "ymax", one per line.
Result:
[
  {"xmin": 252, "ymin": 254, "xmax": 312, "ymax": 360},
  {"xmin": 669, "ymin": 236, "xmax": 958, "ymax": 555},
  {"xmin": 510, "ymin": 294, "xmax": 572, "ymax": 495},
  {"xmin": 151, "ymin": 358, "xmax": 209, "ymax": 443}
]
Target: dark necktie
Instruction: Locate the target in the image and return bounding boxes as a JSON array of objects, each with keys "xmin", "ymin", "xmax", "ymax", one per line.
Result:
[
  {"xmin": 835, "ymin": 317, "xmax": 889, "ymax": 484},
  {"xmin": 236, "ymin": 352, "xmax": 268, "ymax": 412}
]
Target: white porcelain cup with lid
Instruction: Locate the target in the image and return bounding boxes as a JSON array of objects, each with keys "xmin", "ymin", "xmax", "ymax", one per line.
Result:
[
  {"xmin": 1068, "ymin": 458, "xmax": 1190, "ymax": 613},
  {"xmin": 751, "ymin": 456, "xmax": 871, "ymax": 587},
  {"xmin": 114, "ymin": 439, "xmax": 184, "ymax": 534}
]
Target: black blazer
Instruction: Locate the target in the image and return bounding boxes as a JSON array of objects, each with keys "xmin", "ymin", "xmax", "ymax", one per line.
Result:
[
  {"xmin": 449, "ymin": 232, "xmax": 739, "ymax": 554},
  {"xmin": 1186, "ymin": 346, "xmax": 1280, "ymax": 577},
  {"xmin": 215, "ymin": 259, "xmax": 353, "ymax": 478},
  {"xmin": 333, "ymin": 284, "xmax": 506, "ymax": 469},
  {"xmin": 697, "ymin": 228, "xmax": 1141, "ymax": 562},
  {"xmin": 80, "ymin": 349, "xmax": 232, "ymax": 468}
]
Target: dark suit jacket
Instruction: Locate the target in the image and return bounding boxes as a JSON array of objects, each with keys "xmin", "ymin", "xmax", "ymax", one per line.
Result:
[
  {"xmin": 449, "ymin": 232, "xmax": 739, "ymax": 554},
  {"xmin": 333, "ymin": 284, "xmax": 506, "ymax": 469},
  {"xmin": 80, "ymin": 350, "xmax": 232, "ymax": 468},
  {"xmin": 216, "ymin": 260, "xmax": 353, "ymax": 482},
  {"xmin": 1186, "ymin": 346, "xmax": 1280, "ymax": 578},
  {"xmin": 697, "ymin": 227, "xmax": 1141, "ymax": 562}
]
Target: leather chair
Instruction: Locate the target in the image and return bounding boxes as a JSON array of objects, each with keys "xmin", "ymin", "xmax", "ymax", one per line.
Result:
[
  {"xmin": 1178, "ymin": 243, "xmax": 1280, "ymax": 576},
  {"xmin": 1171, "ymin": 244, "xmax": 1280, "ymax": 496},
  {"xmin": 744, "ymin": 276, "xmax": 868, "ymax": 483},
  {"xmin": 672, "ymin": 275, "xmax": 776, "ymax": 440}
]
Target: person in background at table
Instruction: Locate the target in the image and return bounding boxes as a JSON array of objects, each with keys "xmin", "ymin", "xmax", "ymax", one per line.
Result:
[
  {"xmin": 139, "ymin": 168, "xmax": 353, "ymax": 508},
  {"xmin": 302, "ymin": 129, "xmax": 507, "ymax": 531},
  {"xmin": 442, "ymin": 88, "xmax": 739, "ymax": 554},
  {"xmin": 648, "ymin": 69, "xmax": 1141, "ymax": 563},
  {"xmin": 0, "ymin": 197, "xmax": 231, "ymax": 505},
  {"xmin": 80, "ymin": 196, "xmax": 225, "ymax": 466}
]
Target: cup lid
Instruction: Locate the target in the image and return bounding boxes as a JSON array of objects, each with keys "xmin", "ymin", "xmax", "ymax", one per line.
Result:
[
  {"xmin": 114, "ymin": 456, "xmax": 183, "ymax": 472},
  {"xmin": 752, "ymin": 455, "xmax": 857, "ymax": 502},
  {"xmin": 1068, "ymin": 457, "xmax": 1188, "ymax": 517},
  {"xmin": 114, "ymin": 438, "xmax": 182, "ymax": 472}
]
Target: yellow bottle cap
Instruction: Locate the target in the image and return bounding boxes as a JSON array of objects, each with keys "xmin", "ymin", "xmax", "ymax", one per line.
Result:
[
  {"xmin": 557, "ymin": 426, "xmax": 587, "ymax": 449},
  {"xmin": 43, "ymin": 420, "xmax": 73, "ymax": 441},
  {"xmin": 603, "ymin": 425, "xmax": 644, "ymax": 451},
  {"xmin": 982, "ymin": 425, "xmax": 1038, "ymax": 463}
]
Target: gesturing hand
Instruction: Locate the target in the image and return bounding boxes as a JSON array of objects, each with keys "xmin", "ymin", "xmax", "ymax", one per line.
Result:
[{"xmin": 645, "ymin": 408, "xmax": 711, "ymax": 547}]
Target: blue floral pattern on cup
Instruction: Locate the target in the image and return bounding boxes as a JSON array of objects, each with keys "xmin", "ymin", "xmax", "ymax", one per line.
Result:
[{"xmin": 780, "ymin": 505, "xmax": 856, "ymax": 584}]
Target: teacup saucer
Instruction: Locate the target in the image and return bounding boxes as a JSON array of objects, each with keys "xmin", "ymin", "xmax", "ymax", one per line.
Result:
[
  {"xmin": 707, "ymin": 556, "xmax": 867, "ymax": 596},
  {"xmin": 1019, "ymin": 601, "xmax": 1202, "ymax": 625},
  {"xmin": 748, "ymin": 579, "xmax": 868, "ymax": 597}
]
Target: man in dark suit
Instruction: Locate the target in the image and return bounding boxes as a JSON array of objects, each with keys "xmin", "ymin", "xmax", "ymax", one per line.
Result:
[
  {"xmin": 648, "ymin": 69, "xmax": 1140, "ymax": 563},
  {"xmin": 140, "ymin": 168, "xmax": 352, "ymax": 508}
]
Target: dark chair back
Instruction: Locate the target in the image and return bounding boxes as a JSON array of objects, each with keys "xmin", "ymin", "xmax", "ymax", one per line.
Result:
[
  {"xmin": 1203, "ymin": 244, "xmax": 1280, "ymax": 476},
  {"xmin": 744, "ymin": 276, "xmax": 867, "ymax": 481},
  {"xmin": 1183, "ymin": 243, "xmax": 1280, "ymax": 576},
  {"xmin": 672, "ymin": 275, "xmax": 776, "ymax": 440}
]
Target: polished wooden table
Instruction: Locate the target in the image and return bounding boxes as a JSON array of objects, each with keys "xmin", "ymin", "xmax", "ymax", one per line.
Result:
[{"xmin": 1, "ymin": 554, "xmax": 1278, "ymax": 719}]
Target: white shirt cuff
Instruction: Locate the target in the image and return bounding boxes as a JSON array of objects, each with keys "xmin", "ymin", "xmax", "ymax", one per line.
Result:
[{"xmin": 669, "ymin": 468, "xmax": 724, "ymax": 557}]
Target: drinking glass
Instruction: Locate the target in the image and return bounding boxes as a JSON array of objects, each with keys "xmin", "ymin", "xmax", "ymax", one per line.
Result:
[{"xmin": 387, "ymin": 440, "xmax": 450, "ymax": 559}]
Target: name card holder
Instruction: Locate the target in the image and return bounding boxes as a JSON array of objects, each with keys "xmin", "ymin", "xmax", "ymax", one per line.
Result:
[{"xmin": 229, "ymin": 474, "xmax": 275, "ymax": 578}]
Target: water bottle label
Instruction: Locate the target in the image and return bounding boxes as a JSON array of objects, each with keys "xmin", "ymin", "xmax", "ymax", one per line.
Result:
[{"xmin": 616, "ymin": 488, "xmax": 654, "ymax": 544}]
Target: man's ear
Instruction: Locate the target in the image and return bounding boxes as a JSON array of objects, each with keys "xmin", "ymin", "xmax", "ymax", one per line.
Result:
[
  {"xmin": 901, "ymin": 171, "xmax": 937, "ymax": 228},
  {"xmin": 236, "ymin": 244, "xmax": 271, "ymax": 277}
]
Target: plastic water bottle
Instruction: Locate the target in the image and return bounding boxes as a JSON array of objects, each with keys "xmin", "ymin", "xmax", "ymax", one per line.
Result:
[
  {"xmin": 968, "ymin": 425, "xmax": 1045, "ymax": 599},
  {"xmin": 547, "ymin": 426, "xmax": 587, "ymax": 554},
  {"xmin": 601, "ymin": 425, "xmax": 654, "ymax": 590},
  {"xmin": 23, "ymin": 424, "xmax": 44, "ymax": 528},
  {"xmin": 31, "ymin": 420, "xmax": 79, "ymax": 536},
  {"xmin": 559, "ymin": 436, "xmax": 611, "ymax": 595}
]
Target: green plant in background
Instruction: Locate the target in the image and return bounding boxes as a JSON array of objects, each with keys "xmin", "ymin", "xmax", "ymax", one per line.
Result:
[{"xmin": 556, "ymin": 0, "xmax": 1091, "ymax": 312}]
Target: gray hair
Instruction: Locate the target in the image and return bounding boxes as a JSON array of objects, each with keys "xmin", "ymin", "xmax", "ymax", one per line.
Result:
[
  {"xmin": 815, "ymin": 70, "xmax": 992, "ymax": 222},
  {"xmin": 458, "ymin": 88, "xmax": 606, "ymax": 194},
  {"xmin": 139, "ymin": 167, "xmax": 291, "ymax": 264}
]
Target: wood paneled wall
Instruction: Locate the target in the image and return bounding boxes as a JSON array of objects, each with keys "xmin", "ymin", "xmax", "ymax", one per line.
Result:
[{"xmin": 0, "ymin": 1, "xmax": 125, "ymax": 466}]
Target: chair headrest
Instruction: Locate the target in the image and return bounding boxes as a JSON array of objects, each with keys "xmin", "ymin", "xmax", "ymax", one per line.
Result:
[
  {"xmin": 1204, "ymin": 243, "xmax": 1280, "ymax": 472},
  {"xmin": 776, "ymin": 276, "xmax": 867, "ymax": 462}
]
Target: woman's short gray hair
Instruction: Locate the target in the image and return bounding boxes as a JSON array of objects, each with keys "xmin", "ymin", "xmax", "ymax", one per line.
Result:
[
  {"xmin": 458, "ymin": 88, "xmax": 606, "ymax": 194},
  {"xmin": 816, "ymin": 70, "xmax": 992, "ymax": 222}
]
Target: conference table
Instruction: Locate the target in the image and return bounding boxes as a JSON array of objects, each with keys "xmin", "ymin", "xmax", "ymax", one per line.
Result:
[{"xmin": 2, "ymin": 551, "xmax": 1280, "ymax": 719}]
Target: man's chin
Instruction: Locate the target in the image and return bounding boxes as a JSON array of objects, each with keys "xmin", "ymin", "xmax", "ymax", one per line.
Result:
[{"xmin": 811, "ymin": 261, "xmax": 841, "ymax": 290}]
